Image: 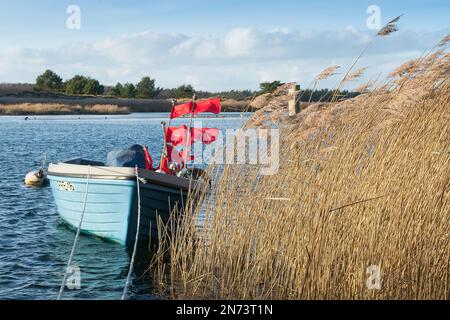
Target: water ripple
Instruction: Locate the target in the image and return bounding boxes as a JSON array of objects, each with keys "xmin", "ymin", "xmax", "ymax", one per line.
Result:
[{"xmin": 0, "ymin": 113, "xmax": 244, "ymax": 299}]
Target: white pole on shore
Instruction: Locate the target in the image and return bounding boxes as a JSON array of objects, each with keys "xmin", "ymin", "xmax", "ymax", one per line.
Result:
[{"xmin": 288, "ymin": 83, "xmax": 301, "ymax": 116}]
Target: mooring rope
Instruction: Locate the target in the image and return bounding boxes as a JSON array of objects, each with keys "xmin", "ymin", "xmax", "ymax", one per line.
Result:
[
  {"xmin": 57, "ymin": 165, "xmax": 91, "ymax": 300},
  {"xmin": 121, "ymin": 166, "xmax": 142, "ymax": 300}
]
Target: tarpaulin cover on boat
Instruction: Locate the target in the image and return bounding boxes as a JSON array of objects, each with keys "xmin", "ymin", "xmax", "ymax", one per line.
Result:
[{"xmin": 106, "ymin": 144, "xmax": 147, "ymax": 168}]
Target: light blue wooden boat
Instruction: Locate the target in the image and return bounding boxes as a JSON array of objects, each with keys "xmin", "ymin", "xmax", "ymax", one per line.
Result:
[{"xmin": 48, "ymin": 158, "xmax": 202, "ymax": 246}]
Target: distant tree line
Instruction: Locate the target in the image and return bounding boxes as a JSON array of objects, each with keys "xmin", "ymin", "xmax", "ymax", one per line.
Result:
[
  {"xmin": 32, "ymin": 71, "xmax": 359, "ymax": 102},
  {"xmin": 164, "ymin": 86, "xmax": 256, "ymax": 100},
  {"xmin": 299, "ymin": 88, "xmax": 360, "ymax": 102},
  {"xmin": 33, "ymin": 70, "xmax": 257, "ymax": 100},
  {"xmin": 35, "ymin": 70, "xmax": 105, "ymax": 95},
  {"xmin": 256, "ymin": 80, "xmax": 360, "ymax": 102},
  {"xmin": 34, "ymin": 70, "xmax": 161, "ymax": 99},
  {"xmin": 107, "ymin": 77, "xmax": 162, "ymax": 98}
]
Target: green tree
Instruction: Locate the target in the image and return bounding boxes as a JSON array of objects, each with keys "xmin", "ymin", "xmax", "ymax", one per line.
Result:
[
  {"xmin": 136, "ymin": 76, "xmax": 160, "ymax": 98},
  {"xmin": 121, "ymin": 83, "xmax": 136, "ymax": 98},
  {"xmin": 259, "ymin": 81, "xmax": 284, "ymax": 95},
  {"xmin": 173, "ymin": 84, "xmax": 195, "ymax": 99},
  {"xmin": 65, "ymin": 75, "xmax": 89, "ymax": 95},
  {"xmin": 110, "ymin": 83, "xmax": 123, "ymax": 96},
  {"xmin": 35, "ymin": 70, "xmax": 63, "ymax": 92},
  {"xmin": 83, "ymin": 78, "xmax": 104, "ymax": 95}
]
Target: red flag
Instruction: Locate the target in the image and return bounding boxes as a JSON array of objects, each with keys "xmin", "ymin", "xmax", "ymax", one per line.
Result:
[
  {"xmin": 170, "ymin": 101, "xmax": 193, "ymax": 119},
  {"xmin": 191, "ymin": 127, "xmax": 219, "ymax": 145},
  {"xmin": 159, "ymin": 155, "xmax": 170, "ymax": 174},
  {"xmin": 194, "ymin": 98, "xmax": 221, "ymax": 115},
  {"xmin": 166, "ymin": 126, "xmax": 219, "ymax": 146},
  {"xmin": 165, "ymin": 125, "xmax": 189, "ymax": 146},
  {"xmin": 142, "ymin": 145, "xmax": 154, "ymax": 171},
  {"xmin": 170, "ymin": 98, "xmax": 221, "ymax": 119},
  {"xmin": 167, "ymin": 144, "xmax": 194, "ymax": 165}
]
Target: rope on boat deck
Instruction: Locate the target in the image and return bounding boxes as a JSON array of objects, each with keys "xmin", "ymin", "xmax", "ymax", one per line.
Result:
[
  {"xmin": 121, "ymin": 166, "xmax": 142, "ymax": 300},
  {"xmin": 57, "ymin": 165, "xmax": 91, "ymax": 300}
]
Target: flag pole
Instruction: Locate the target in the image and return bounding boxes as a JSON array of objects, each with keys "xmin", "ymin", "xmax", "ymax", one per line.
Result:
[
  {"xmin": 160, "ymin": 99, "xmax": 176, "ymax": 171},
  {"xmin": 183, "ymin": 94, "xmax": 196, "ymax": 169},
  {"xmin": 159, "ymin": 121, "xmax": 167, "ymax": 171}
]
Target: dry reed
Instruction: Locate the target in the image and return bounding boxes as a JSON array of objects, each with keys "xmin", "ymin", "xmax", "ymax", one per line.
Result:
[
  {"xmin": 377, "ymin": 15, "xmax": 402, "ymax": 36},
  {"xmin": 345, "ymin": 67, "xmax": 367, "ymax": 82},
  {"xmin": 152, "ymin": 41, "xmax": 449, "ymax": 300},
  {"xmin": 315, "ymin": 65, "xmax": 341, "ymax": 81},
  {"xmin": 0, "ymin": 103, "xmax": 129, "ymax": 115}
]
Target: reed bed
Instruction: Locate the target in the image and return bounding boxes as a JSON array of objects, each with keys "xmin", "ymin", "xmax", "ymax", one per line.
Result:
[
  {"xmin": 152, "ymin": 37, "xmax": 450, "ymax": 300},
  {"xmin": 0, "ymin": 103, "xmax": 129, "ymax": 115}
]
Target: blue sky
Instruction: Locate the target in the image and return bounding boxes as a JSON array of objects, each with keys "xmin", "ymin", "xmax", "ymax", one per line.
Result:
[{"xmin": 0, "ymin": 0, "xmax": 448, "ymax": 90}]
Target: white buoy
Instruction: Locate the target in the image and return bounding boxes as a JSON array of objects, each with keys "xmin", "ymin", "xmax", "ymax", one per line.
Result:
[
  {"xmin": 25, "ymin": 169, "xmax": 47, "ymax": 186},
  {"xmin": 25, "ymin": 154, "xmax": 48, "ymax": 187}
]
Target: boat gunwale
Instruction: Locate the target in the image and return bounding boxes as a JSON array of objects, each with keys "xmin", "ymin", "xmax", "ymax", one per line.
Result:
[
  {"xmin": 48, "ymin": 171, "xmax": 135, "ymax": 181},
  {"xmin": 48, "ymin": 162, "xmax": 204, "ymax": 191}
]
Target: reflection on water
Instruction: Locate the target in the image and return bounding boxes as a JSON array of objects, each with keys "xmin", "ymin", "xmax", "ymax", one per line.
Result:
[{"xmin": 0, "ymin": 113, "xmax": 246, "ymax": 299}]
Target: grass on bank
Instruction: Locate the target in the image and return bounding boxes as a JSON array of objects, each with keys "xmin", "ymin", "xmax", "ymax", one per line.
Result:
[
  {"xmin": 0, "ymin": 103, "xmax": 129, "ymax": 115},
  {"xmin": 0, "ymin": 99, "xmax": 251, "ymax": 115}
]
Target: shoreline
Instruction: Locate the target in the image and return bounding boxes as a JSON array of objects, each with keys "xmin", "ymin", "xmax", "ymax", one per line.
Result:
[
  {"xmin": 0, "ymin": 110, "xmax": 251, "ymax": 116},
  {"xmin": 0, "ymin": 96, "xmax": 252, "ymax": 115},
  {"xmin": 0, "ymin": 111, "xmax": 251, "ymax": 118}
]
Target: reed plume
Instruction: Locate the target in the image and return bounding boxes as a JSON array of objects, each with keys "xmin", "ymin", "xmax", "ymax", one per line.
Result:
[
  {"xmin": 308, "ymin": 65, "xmax": 340, "ymax": 103},
  {"xmin": 315, "ymin": 65, "xmax": 341, "ymax": 81},
  {"xmin": 354, "ymin": 80, "xmax": 374, "ymax": 93},
  {"xmin": 389, "ymin": 59, "xmax": 418, "ymax": 78},
  {"xmin": 438, "ymin": 34, "xmax": 450, "ymax": 47},
  {"xmin": 344, "ymin": 67, "xmax": 367, "ymax": 82},
  {"xmin": 377, "ymin": 15, "xmax": 402, "ymax": 36}
]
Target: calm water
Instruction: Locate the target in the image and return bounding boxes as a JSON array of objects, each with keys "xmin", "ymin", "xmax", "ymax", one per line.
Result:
[{"xmin": 0, "ymin": 112, "xmax": 246, "ymax": 300}]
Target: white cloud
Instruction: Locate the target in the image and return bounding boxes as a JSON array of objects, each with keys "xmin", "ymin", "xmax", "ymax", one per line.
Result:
[
  {"xmin": 106, "ymin": 64, "xmax": 133, "ymax": 79},
  {"xmin": 0, "ymin": 27, "xmax": 447, "ymax": 91},
  {"xmin": 224, "ymin": 27, "xmax": 260, "ymax": 57}
]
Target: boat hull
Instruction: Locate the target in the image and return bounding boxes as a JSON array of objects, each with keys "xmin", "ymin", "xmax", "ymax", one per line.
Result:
[
  {"xmin": 128, "ymin": 182, "xmax": 187, "ymax": 246},
  {"xmin": 48, "ymin": 161, "xmax": 196, "ymax": 245},
  {"xmin": 49, "ymin": 176, "xmax": 136, "ymax": 245}
]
